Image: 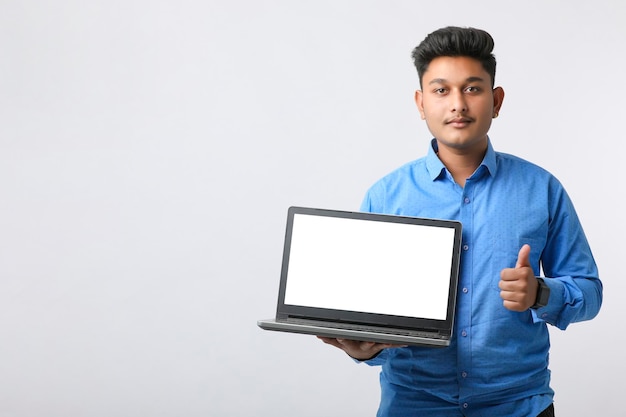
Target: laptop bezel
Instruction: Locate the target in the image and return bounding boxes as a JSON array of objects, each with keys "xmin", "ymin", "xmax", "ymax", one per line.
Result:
[{"xmin": 274, "ymin": 206, "xmax": 462, "ymax": 335}]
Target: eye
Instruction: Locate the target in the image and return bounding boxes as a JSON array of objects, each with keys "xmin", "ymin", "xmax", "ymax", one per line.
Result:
[
  {"xmin": 465, "ymin": 86, "xmax": 481, "ymax": 93},
  {"xmin": 433, "ymin": 88, "xmax": 447, "ymax": 94}
]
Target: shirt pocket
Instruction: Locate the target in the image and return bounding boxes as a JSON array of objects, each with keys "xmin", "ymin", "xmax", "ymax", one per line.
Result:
[{"xmin": 490, "ymin": 237, "xmax": 543, "ymax": 292}]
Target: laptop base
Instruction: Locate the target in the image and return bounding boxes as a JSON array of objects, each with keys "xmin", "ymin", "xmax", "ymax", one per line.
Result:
[{"xmin": 257, "ymin": 319, "xmax": 450, "ymax": 347}]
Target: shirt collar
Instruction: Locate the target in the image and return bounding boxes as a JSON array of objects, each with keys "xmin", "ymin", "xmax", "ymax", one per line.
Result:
[
  {"xmin": 425, "ymin": 138, "xmax": 498, "ymax": 181},
  {"xmin": 426, "ymin": 139, "xmax": 446, "ymax": 181}
]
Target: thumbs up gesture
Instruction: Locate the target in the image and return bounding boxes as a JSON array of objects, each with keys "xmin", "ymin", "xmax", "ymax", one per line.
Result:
[{"xmin": 499, "ymin": 244, "xmax": 539, "ymax": 311}]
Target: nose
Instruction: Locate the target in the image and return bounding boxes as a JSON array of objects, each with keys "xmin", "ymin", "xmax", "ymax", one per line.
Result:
[{"xmin": 450, "ymin": 90, "xmax": 468, "ymax": 113}]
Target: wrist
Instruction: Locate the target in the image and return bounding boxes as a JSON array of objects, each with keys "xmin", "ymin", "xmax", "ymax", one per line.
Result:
[
  {"xmin": 531, "ymin": 277, "xmax": 550, "ymax": 309},
  {"xmin": 348, "ymin": 349, "xmax": 383, "ymax": 362}
]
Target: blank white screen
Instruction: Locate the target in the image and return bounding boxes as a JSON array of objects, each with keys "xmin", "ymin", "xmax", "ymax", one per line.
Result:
[{"xmin": 283, "ymin": 214, "xmax": 455, "ymax": 320}]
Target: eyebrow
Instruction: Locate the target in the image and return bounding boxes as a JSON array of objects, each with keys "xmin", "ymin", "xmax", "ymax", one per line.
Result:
[{"xmin": 428, "ymin": 76, "xmax": 486, "ymax": 85}]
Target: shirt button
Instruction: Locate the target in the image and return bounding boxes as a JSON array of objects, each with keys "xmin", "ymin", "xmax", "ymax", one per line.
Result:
[
  {"xmin": 463, "ymin": 244, "xmax": 469, "ymax": 251},
  {"xmin": 461, "ymin": 330, "xmax": 467, "ymax": 337},
  {"xmin": 464, "ymin": 197, "xmax": 470, "ymax": 204},
  {"xmin": 461, "ymin": 371, "xmax": 468, "ymax": 378},
  {"xmin": 542, "ymin": 313, "xmax": 549, "ymax": 319},
  {"xmin": 463, "ymin": 403, "xmax": 469, "ymax": 409},
  {"xmin": 462, "ymin": 287, "xmax": 468, "ymax": 293}
]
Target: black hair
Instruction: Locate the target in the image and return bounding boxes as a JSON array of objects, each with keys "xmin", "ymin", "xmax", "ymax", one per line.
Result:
[{"xmin": 411, "ymin": 26, "xmax": 497, "ymax": 88}]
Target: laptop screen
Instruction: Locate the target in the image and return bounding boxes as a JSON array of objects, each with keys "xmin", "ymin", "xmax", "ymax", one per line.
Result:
[{"xmin": 277, "ymin": 207, "xmax": 462, "ymax": 330}]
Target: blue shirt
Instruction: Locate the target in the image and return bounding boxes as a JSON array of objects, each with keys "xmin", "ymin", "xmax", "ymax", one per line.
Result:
[{"xmin": 360, "ymin": 139, "xmax": 602, "ymax": 417}]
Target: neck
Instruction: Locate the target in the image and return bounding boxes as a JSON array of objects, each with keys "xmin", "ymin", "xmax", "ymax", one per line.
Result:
[{"xmin": 436, "ymin": 142, "xmax": 487, "ymax": 188}]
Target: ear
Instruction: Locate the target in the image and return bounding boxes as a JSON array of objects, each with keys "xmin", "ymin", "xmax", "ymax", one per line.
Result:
[
  {"xmin": 414, "ymin": 90, "xmax": 426, "ymax": 120},
  {"xmin": 492, "ymin": 86, "xmax": 505, "ymax": 118}
]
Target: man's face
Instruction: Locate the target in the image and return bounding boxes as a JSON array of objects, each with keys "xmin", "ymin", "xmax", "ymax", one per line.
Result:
[{"xmin": 415, "ymin": 56, "xmax": 504, "ymax": 154}]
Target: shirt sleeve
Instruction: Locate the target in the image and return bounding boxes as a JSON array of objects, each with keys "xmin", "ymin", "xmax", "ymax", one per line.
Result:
[
  {"xmin": 360, "ymin": 182, "xmax": 384, "ymax": 214},
  {"xmin": 531, "ymin": 180, "xmax": 603, "ymax": 330}
]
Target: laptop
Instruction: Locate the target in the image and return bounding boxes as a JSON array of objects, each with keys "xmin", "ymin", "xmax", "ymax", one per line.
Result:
[{"xmin": 257, "ymin": 206, "xmax": 462, "ymax": 347}]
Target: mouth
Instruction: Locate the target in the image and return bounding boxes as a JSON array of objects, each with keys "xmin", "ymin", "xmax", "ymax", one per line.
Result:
[{"xmin": 445, "ymin": 116, "xmax": 473, "ymax": 127}]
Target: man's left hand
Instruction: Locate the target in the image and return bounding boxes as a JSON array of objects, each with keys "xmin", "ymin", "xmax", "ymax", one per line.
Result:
[{"xmin": 499, "ymin": 244, "xmax": 539, "ymax": 311}]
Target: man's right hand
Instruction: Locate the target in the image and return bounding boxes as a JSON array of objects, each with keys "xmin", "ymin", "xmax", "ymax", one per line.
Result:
[{"xmin": 317, "ymin": 336, "xmax": 405, "ymax": 360}]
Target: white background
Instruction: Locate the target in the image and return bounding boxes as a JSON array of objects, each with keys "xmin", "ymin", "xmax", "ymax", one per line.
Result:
[{"xmin": 0, "ymin": 1, "xmax": 623, "ymax": 416}]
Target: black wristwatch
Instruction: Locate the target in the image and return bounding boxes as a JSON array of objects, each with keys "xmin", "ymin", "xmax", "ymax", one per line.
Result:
[{"xmin": 531, "ymin": 278, "xmax": 550, "ymax": 309}]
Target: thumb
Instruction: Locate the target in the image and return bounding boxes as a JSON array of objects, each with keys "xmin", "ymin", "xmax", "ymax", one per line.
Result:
[{"xmin": 515, "ymin": 244, "xmax": 531, "ymax": 269}]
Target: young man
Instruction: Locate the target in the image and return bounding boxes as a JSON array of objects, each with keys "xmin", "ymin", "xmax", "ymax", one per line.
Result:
[{"xmin": 319, "ymin": 27, "xmax": 602, "ymax": 417}]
